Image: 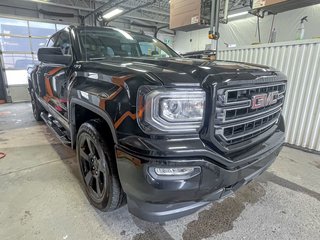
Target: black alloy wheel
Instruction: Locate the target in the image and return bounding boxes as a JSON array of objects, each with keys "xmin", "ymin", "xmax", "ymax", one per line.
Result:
[
  {"xmin": 76, "ymin": 120, "xmax": 124, "ymax": 211},
  {"xmin": 78, "ymin": 133, "xmax": 107, "ymax": 201}
]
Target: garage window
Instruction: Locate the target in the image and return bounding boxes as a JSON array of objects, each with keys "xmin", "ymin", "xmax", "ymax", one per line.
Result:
[
  {"xmin": 0, "ymin": 17, "xmax": 68, "ymax": 86},
  {"xmin": 2, "ymin": 53, "xmax": 33, "ymax": 70}
]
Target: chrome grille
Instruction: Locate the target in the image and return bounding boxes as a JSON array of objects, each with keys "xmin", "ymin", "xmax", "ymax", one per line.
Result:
[
  {"xmin": 225, "ymin": 84, "xmax": 286, "ymax": 104},
  {"xmin": 215, "ymin": 83, "xmax": 286, "ymax": 145}
]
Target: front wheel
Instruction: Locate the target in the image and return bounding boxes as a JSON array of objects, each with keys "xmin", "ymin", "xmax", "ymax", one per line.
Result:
[
  {"xmin": 76, "ymin": 120, "xmax": 124, "ymax": 211},
  {"xmin": 30, "ymin": 90, "xmax": 42, "ymax": 121}
]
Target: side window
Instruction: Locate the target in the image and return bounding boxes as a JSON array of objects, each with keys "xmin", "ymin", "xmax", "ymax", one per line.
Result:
[
  {"xmin": 47, "ymin": 34, "xmax": 59, "ymax": 47},
  {"xmin": 120, "ymin": 44, "xmax": 139, "ymax": 57},
  {"xmin": 139, "ymin": 42, "xmax": 169, "ymax": 57},
  {"xmin": 55, "ymin": 31, "xmax": 72, "ymax": 56}
]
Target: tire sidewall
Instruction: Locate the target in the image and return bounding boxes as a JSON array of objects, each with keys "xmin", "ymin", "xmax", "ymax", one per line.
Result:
[
  {"xmin": 76, "ymin": 122, "xmax": 114, "ymax": 210},
  {"xmin": 30, "ymin": 90, "xmax": 42, "ymax": 121}
]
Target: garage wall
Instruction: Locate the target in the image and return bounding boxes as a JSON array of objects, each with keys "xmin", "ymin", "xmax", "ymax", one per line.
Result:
[
  {"xmin": 173, "ymin": 4, "xmax": 320, "ymax": 53},
  {"xmin": 0, "ymin": 67, "xmax": 6, "ymax": 101},
  {"xmin": 219, "ymin": 39, "xmax": 320, "ymax": 151}
]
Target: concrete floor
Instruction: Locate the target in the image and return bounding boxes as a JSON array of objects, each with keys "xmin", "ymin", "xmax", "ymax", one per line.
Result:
[{"xmin": 0, "ymin": 102, "xmax": 319, "ymax": 240}]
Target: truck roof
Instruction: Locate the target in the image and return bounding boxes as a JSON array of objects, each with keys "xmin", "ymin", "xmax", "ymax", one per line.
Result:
[{"xmin": 66, "ymin": 25, "xmax": 148, "ymax": 37}]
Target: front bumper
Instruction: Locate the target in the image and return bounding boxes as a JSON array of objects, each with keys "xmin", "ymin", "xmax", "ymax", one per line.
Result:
[{"xmin": 116, "ymin": 130, "xmax": 284, "ymax": 222}]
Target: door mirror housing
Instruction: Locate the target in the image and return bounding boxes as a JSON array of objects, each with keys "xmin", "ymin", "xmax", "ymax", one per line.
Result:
[{"xmin": 38, "ymin": 47, "xmax": 72, "ymax": 65}]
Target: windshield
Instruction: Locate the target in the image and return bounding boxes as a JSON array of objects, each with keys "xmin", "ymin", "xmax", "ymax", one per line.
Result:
[{"xmin": 78, "ymin": 28, "xmax": 179, "ymax": 60}]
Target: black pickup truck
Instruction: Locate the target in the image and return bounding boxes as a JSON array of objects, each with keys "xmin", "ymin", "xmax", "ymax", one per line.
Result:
[{"xmin": 28, "ymin": 26, "xmax": 286, "ymax": 222}]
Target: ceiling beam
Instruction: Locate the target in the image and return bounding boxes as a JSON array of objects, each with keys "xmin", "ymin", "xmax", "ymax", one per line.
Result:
[
  {"xmin": 17, "ymin": 0, "xmax": 94, "ymax": 11},
  {"xmin": 121, "ymin": 15, "xmax": 168, "ymax": 24},
  {"xmin": 136, "ymin": 7, "xmax": 169, "ymax": 16},
  {"xmin": 20, "ymin": 0, "xmax": 170, "ymax": 16},
  {"xmin": 106, "ymin": 0, "xmax": 157, "ymax": 22},
  {"xmin": 93, "ymin": 0, "xmax": 170, "ymax": 16},
  {"xmin": 15, "ymin": 0, "xmax": 169, "ymax": 24}
]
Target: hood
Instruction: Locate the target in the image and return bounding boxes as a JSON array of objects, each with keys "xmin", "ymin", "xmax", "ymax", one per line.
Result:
[{"xmin": 96, "ymin": 57, "xmax": 279, "ymax": 87}]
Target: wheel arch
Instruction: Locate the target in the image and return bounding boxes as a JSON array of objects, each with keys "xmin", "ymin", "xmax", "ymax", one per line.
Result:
[{"xmin": 69, "ymin": 98, "xmax": 118, "ymax": 149}]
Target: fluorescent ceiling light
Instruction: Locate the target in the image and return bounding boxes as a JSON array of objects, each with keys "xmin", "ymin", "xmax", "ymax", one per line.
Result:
[
  {"xmin": 103, "ymin": 8, "xmax": 124, "ymax": 19},
  {"xmin": 228, "ymin": 11, "xmax": 248, "ymax": 19}
]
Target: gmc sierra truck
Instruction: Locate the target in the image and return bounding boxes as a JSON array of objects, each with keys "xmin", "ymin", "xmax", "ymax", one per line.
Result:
[{"xmin": 28, "ymin": 26, "xmax": 286, "ymax": 222}]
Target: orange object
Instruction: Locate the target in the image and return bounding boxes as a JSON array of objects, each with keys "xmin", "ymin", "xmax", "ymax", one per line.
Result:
[
  {"xmin": 0, "ymin": 152, "xmax": 6, "ymax": 159},
  {"xmin": 44, "ymin": 67, "xmax": 64, "ymax": 101},
  {"xmin": 114, "ymin": 111, "xmax": 137, "ymax": 129}
]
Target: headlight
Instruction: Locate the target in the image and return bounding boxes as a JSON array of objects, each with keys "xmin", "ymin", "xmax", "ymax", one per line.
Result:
[
  {"xmin": 137, "ymin": 86, "xmax": 206, "ymax": 134},
  {"xmin": 160, "ymin": 98, "xmax": 204, "ymax": 122}
]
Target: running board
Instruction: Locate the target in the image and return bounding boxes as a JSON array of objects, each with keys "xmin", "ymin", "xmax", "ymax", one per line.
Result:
[{"xmin": 40, "ymin": 112, "xmax": 71, "ymax": 146}]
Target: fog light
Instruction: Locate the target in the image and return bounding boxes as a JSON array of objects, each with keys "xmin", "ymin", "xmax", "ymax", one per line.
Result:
[
  {"xmin": 155, "ymin": 167, "xmax": 195, "ymax": 176},
  {"xmin": 149, "ymin": 166, "xmax": 201, "ymax": 180}
]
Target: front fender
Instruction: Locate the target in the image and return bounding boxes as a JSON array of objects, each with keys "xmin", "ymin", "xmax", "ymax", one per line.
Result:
[{"xmin": 69, "ymin": 98, "xmax": 118, "ymax": 148}]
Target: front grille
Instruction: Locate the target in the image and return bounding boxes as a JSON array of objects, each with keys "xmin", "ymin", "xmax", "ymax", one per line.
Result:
[
  {"xmin": 225, "ymin": 84, "xmax": 286, "ymax": 103},
  {"xmin": 214, "ymin": 82, "xmax": 286, "ymax": 146}
]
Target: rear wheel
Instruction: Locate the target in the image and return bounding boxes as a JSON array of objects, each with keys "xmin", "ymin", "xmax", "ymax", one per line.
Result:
[
  {"xmin": 30, "ymin": 89, "xmax": 43, "ymax": 121},
  {"xmin": 76, "ymin": 120, "xmax": 124, "ymax": 211}
]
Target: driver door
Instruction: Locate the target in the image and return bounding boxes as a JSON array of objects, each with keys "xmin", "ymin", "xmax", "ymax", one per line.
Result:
[{"xmin": 37, "ymin": 29, "xmax": 72, "ymax": 120}]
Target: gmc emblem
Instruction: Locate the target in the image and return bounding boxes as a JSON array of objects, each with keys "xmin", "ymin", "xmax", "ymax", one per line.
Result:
[{"xmin": 251, "ymin": 91, "xmax": 279, "ymax": 110}]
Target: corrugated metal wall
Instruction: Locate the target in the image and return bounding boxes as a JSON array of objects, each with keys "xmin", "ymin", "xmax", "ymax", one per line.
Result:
[{"xmin": 219, "ymin": 39, "xmax": 320, "ymax": 151}]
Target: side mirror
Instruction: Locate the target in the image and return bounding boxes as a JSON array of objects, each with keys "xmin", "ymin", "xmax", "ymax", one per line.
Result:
[{"xmin": 37, "ymin": 47, "xmax": 72, "ymax": 65}]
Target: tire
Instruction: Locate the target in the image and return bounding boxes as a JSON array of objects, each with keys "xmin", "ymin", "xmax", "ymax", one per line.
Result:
[
  {"xmin": 76, "ymin": 119, "xmax": 124, "ymax": 211},
  {"xmin": 30, "ymin": 89, "xmax": 43, "ymax": 121}
]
